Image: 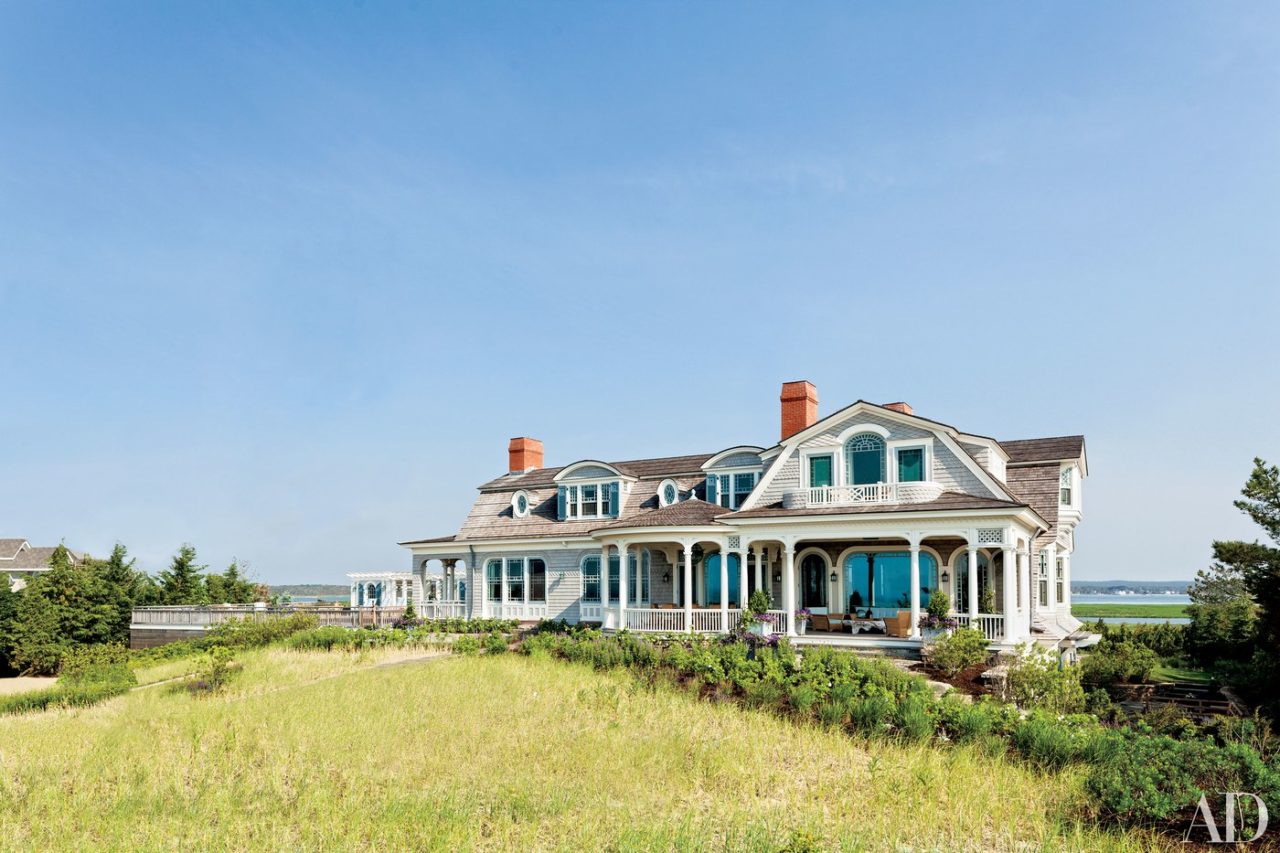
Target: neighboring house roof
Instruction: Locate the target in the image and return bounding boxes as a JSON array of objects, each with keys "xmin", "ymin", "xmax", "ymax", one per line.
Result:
[
  {"xmin": 593, "ymin": 499, "xmax": 731, "ymax": 531},
  {"xmin": 478, "ymin": 454, "xmax": 714, "ymax": 491},
  {"xmin": 2, "ymin": 545, "xmax": 84, "ymax": 570},
  {"xmin": 732, "ymin": 492, "xmax": 1030, "ymax": 520},
  {"xmin": 0, "ymin": 539, "xmax": 29, "ymax": 560},
  {"xmin": 1000, "ymin": 436, "xmax": 1085, "ymax": 464}
]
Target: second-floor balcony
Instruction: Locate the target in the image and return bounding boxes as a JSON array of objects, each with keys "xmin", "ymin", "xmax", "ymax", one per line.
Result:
[{"xmin": 782, "ymin": 480, "xmax": 944, "ymax": 509}]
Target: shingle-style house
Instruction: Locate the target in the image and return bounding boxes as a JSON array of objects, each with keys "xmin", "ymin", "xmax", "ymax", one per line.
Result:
[
  {"xmin": 387, "ymin": 381, "xmax": 1090, "ymax": 650},
  {"xmin": 1, "ymin": 539, "xmax": 86, "ymax": 590}
]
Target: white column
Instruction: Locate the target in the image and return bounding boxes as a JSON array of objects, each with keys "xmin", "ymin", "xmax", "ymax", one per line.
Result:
[
  {"xmin": 1061, "ymin": 552, "xmax": 1072, "ymax": 613},
  {"xmin": 1001, "ymin": 547, "xmax": 1017, "ymax": 642},
  {"xmin": 600, "ymin": 543, "xmax": 610, "ymax": 622},
  {"xmin": 719, "ymin": 542, "xmax": 729, "ymax": 633},
  {"xmin": 671, "ymin": 552, "xmax": 680, "ymax": 605},
  {"xmin": 782, "ymin": 541, "xmax": 797, "ymax": 636},
  {"xmin": 908, "ymin": 541, "xmax": 921, "ymax": 639},
  {"xmin": 682, "ymin": 542, "xmax": 694, "ymax": 633},
  {"xmin": 967, "ymin": 544, "xmax": 979, "ymax": 619},
  {"xmin": 1017, "ymin": 548, "xmax": 1030, "ymax": 616},
  {"xmin": 1045, "ymin": 544, "xmax": 1058, "ymax": 611},
  {"xmin": 617, "ymin": 541, "xmax": 629, "ymax": 629},
  {"xmin": 738, "ymin": 542, "xmax": 749, "ymax": 610},
  {"xmin": 500, "ymin": 558, "xmax": 509, "ymax": 616},
  {"xmin": 349, "ymin": 584, "xmax": 357, "ymax": 607}
]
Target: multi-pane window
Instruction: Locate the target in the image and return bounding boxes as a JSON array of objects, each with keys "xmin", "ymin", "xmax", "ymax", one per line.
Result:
[
  {"xmin": 1060, "ymin": 467, "xmax": 1074, "ymax": 505},
  {"xmin": 1055, "ymin": 557, "xmax": 1065, "ymax": 604},
  {"xmin": 487, "ymin": 560, "xmax": 502, "ymax": 601},
  {"xmin": 661, "ymin": 481, "xmax": 678, "ymax": 506},
  {"xmin": 809, "ymin": 454, "xmax": 833, "ymax": 488},
  {"xmin": 506, "ymin": 558, "xmax": 524, "ymax": 601},
  {"xmin": 582, "ymin": 556, "xmax": 601, "ymax": 602},
  {"xmin": 629, "ymin": 551, "xmax": 650, "ymax": 603},
  {"xmin": 1037, "ymin": 551, "xmax": 1048, "ymax": 607},
  {"xmin": 559, "ymin": 481, "xmax": 618, "ymax": 520},
  {"xmin": 897, "ymin": 447, "xmax": 925, "ymax": 483},
  {"xmin": 529, "ymin": 559, "xmax": 546, "ymax": 603},
  {"xmin": 710, "ymin": 471, "xmax": 759, "ymax": 509},
  {"xmin": 845, "ymin": 434, "xmax": 886, "ymax": 485}
]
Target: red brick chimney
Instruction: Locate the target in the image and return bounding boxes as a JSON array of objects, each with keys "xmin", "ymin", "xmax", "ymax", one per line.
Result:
[
  {"xmin": 508, "ymin": 437, "xmax": 544, "ymax": 473},
  {"xmin": 882, "ymin": 402, "xmax": 913, "ymax": 415},
  {"xmin": 780, "ymin": 381, "xmax": 819, "ymax": 441}
]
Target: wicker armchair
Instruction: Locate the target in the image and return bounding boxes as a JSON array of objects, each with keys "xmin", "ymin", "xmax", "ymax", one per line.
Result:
[
  {"xmin": 810, "ymin": 614, "xmax": 834, "ymax": 633},
  {"xmin": 884, "ymin": 610, "xmax": 913, "ymax": 638}
]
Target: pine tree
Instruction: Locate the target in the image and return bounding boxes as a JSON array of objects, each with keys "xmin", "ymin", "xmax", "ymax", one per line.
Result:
[{"xmin": 158, "ymin": 544, "xmax": 208, "ymax": 605}]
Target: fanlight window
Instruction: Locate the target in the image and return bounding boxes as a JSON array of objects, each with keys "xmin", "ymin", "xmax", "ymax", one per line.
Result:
[{"xmin": 844, "ymin": 433, "xmax": 886, "ymax": 485}]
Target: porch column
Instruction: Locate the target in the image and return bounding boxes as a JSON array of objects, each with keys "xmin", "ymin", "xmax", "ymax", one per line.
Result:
[
  {"xmin": 682, "ymin": 542, "xmax": 694, "ymax": 633},
  {"xmin": 719, "ymin": 541, "xmax": 729, "ymax": 633},
  {"xmin": 752, "ymin": 546, "xmax": 763, "ymax": 600},
  {"xmin": 1017, "ymin": 548, "xmax": 1030, "ymax": 616},
  {"xmin": 1061, "ymin": 552, "xmax": 1072, "ymax": 611},
  {"xmin": 671, "ymin": 551, "xmax": 680, "ymax": 605},
  {"xmin": 618, "ymin": 540, "xmax": 629, "ymax": 629},
  {"xmin": 478, "ymin": 563, "xmax": 487, "ymax": 618},
  {"xmin": 782, "ymin": 541, "xmax": 797, "ymax": 636},
  {"xmin": 738, "ymin": 541, "xmax": 749, "ymax": 610},
  {"xmin": 908, "ymin": 540, "xmax": 922, "ymax": 640},
  {"xmin": 1001, "ymin": 546, "xmax": 1017, "ymax": 642},
  {"xmin": 500, "ymin": 557, "xmax": 509, "ymax": 615},
  {"xmin": 349, "ymin": 584, "xmax": 357, "ymax": 606},
  {"xmin": 966, "ymin": 544, "xmax": 979, "ymax": 620},
  {"xmin": 600, "ymin": 543, "xmax": 610, "ymax": 623}
]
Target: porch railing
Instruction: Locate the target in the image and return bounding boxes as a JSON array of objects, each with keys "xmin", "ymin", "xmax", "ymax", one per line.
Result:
[
  {"xmin": 954, "ymin": 613, "xmax": 1005, "ymax": 640},
  {"xmin": 624, "ymin": 608, "xmax": 685, "ymax": 633},
  {"xmin": 490, "ymin": 602, "xmax": 547, "ymax": 621},
  {"xmin": 418, "ymin": 602, "xmax": 467, "ymax": 620},
  {"xmin": 783, "ymin": 481, "xmax": 944, "ymax": 509}
]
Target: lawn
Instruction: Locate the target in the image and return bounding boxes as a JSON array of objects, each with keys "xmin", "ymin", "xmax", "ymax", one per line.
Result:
[
  {"xmin": 1150, "ymin": 664, "xmax": 1213, "ymax": 685},
  {"xmin": 1071, "ymin": 603, "xmax": 1188, "ymax": 618},
  {"xmin": 0, "ymin": 647, "xmax": 1171, "ymax": 851}
]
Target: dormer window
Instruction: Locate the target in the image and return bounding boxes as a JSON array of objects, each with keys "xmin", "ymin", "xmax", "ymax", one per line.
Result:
[
  {"xmin": 512, "ymin": 490, "xmax": 531, "ymax": 518},
  {"xmin": 844, "ymin": 433, "xmax": 886, "ymax": 485},
  {"xmin": 557, "ymin": 481, "xmax": 620, "ymax": 520},
  {"xmin": 1060, "ymin": 466, "xmax": 1074, "ymax": 505},
  {"xmin": 706, "ymin": 471, "xmax": 759, "ymax": 509},
  {"xmin": 659, "ymin": 479, "xmax": 679, "ymax": 508}
]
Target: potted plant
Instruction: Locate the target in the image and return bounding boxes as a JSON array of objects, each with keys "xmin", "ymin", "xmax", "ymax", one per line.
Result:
[
  {"xmin": 743, "ymin": 590, "xmax": 773, "ymax": 637},
  {"xmin": 794, "ymin": 608, "xmax": 812, "ymax": 635},
  {"xmin": 918, "ymin": 590, "xmax": 958, "ymax": 640}
]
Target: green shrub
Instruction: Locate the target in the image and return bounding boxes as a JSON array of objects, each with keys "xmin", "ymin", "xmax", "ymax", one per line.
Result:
[
  {"xmin": 926, "ymin": 590, "xmax": 950, "ymax": 621},
  {"xmin": 1080, "ymin": 640, "xmax": 1159, "ymax": 686},
  {"xmin": 483, "ymin": 633, "xmax": 509, "ymax": 655},
  {"xmin": 1004, "ymin": 644, "xmax": 1085, "ymax": 714},
  {"xmin": 848, "ymin": 694, "xmax": 894, "ymax": 737},
  {"xmin": 189, "ymin": 647, "xmax": 236, "ymax": 694},
  {"xmin": 925, "ymin": 628, "xmax": 988, "ymax": 678},
  {"xmin": 452, "ymin": 635, "xmax": 482, "ymax": 656},
  {"xmin": 788, "ymin": 684, "xmax": 819, "ymax": 715},
  {"xmin": 58, "ymin": 644, "xmax": 136, "ymax": 689},
  {"xmin": 895, "ymin": 693, "xmax": 933, "ymax": 741},
  {"xmin": 1011, "ymin": 712, "xmax": 1100, "ymax": 769},
  {"xmin": 206, "ymin": 613, "xmax": 318, "ymax": 649}
]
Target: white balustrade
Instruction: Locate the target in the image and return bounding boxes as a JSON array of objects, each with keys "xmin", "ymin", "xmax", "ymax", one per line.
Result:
[
  {"xmin": 766, "ymin": 609, "xmax": 791, "ymax": 634},
  {"xmin": 624, "ymin": 608, "xmax": 686, "ymax": 633},
  {"xmin": 783, "ymin": 481, "xmax": 944, "ymax": 509},
  {"xmin": 953, "ymin": 613, "xmax": 1004, "ymax": 640}
]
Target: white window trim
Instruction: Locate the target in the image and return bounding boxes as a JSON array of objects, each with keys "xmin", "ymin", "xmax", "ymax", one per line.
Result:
[
  {"xmin": 886, "ymin": 438, "xmax": 934, "ymax": 485},
  {"xmin": 512, "ymin": 490, "xmax": 531, "ymax": 518},
  {"xmin": 799, "ymin": 447, "xmax": 837, "ymax": 489},
  {"xmin": 708, "ymin": 467, "xmax": 761, "ymax": 510},
  {"xmin": 563, "ymin": 480, "xmax": 619, "ymax": 520},
  {"xmin": 658, "ymin": 478, "xmax": 679, "ymax": 508}
]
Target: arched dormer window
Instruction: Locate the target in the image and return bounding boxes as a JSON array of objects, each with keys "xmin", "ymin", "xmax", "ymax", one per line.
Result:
[{"xmin": 844, "ymin": 433, "xmax": 886, "ymax": 485}]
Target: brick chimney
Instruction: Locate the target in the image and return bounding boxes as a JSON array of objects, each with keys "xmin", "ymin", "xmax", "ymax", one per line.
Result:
[
  {"xmin": 780, "ymin": 380, "xmax": 819, "ymax": 441},
  {"xmin": 882, "ymin": 401, "xmax": 913, "ymax": 415},
  {"xmin": 508, "ymin": 437, "xmax": 544, "ymax": 473}
]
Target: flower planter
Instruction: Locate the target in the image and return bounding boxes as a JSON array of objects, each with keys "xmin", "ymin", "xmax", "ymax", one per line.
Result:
[
  {"xmin": 797, "ymin": 620, "xmax": 808, "ymax": 636},
  {"xmin": 748, "ymin": 621, "xmax": 772, "ymax": 638}
]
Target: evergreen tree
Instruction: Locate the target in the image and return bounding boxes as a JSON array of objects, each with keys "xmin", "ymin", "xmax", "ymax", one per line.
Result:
[
  {"xmin": 158, "ymin": 544, "xmax": 208, "ymax": 605},
  {"xmin": 0, "ymin": 580, "xmax": 20, "ymax": 675},
  {"xmin": 97, "ymin": 543, "xmax": 144, "ymax": 644},
  {"xmin": 8, "ymin": 544, "xmax": 117, "ymax": 674},
  {"xmin": 205, "ymin": 559, "xmax": 257, "ymax": 604}
]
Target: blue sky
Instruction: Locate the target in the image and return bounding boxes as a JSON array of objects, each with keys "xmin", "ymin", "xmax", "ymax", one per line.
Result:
[{"xmin": 2, "ymin": 2, "xmax": 1277, "ymax": 584}]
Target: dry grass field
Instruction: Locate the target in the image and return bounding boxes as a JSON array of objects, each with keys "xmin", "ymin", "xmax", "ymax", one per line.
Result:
[{"xmin": 0, "ymin": 647, "xmax": 1172, "ymax": 851}]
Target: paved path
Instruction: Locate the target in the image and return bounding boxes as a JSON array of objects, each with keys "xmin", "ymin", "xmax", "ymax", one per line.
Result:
[{"xmin": 0, "ymin": 676, "xmax": 56, "ymax": 696}]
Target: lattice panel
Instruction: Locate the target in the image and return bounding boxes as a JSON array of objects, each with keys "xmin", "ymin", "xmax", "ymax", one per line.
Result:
[{"xmin": 976, "ymin": 528, "xmax": 1004, "ymax": 545}]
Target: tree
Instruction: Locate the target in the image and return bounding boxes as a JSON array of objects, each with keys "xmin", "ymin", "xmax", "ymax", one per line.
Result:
[
  {"xmin": 205, "ymin": 559, "xmax": 257, "ymax": 604},
  {"xmin": 1188, "ymin": 458, "xmax": 1280, "ymax": 717},
  {"xmin": 158, "ymin": 544, "xmax": 208, "ymax": 605},
  {"xmin": 95, "ymin": 543, "xmax": 151, "ymax": 644},
  {"xmin": 7, "ymin": 544, "xmax": 118, "ymax": 674},
  {"xmin": 0, "ymin": 580, "xmax": 20, "ymax": 675}
]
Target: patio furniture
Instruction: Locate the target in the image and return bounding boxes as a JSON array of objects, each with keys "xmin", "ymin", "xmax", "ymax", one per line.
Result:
[
  {"xmin": 884, "ymin": 610, "xmax": 912, "ymax": 638},
  {"xmin": 847, "ymin": 619, "xmax": 886, "ymax": 635},
  {"xmin": 810, "ymin": 614, "xmax": 834, "ymax": 632}
]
